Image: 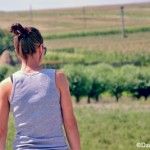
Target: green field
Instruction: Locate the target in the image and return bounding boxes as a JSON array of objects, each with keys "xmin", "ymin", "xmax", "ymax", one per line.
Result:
[
  {"xmin": 0, "ymin": 2, "xmax": 150, "ymax": 150},
  {"xmin": 7, "ymin": 100, "xmax": 150, "ymax": 150}
]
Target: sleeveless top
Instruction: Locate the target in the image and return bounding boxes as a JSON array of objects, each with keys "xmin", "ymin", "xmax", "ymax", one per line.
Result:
[{"xmin": 9, "ymin": 68, "xmax": 69, "ymax": 150}]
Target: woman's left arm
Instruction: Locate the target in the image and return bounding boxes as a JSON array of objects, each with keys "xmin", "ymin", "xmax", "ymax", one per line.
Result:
[
  {"xmin": 56, "ymin": 71, "xmax": 81, "ymax": 150},
  {"xmin": 0, "ymin": 79, "xmax": 11, "ymax": 150}
]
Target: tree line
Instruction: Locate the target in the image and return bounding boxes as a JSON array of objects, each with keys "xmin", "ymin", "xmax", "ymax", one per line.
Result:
[
  {"xmin": 63, "ymin": 64, "xmax": 150, "ymax": 103},
  {"xmin": 0, "ymin": 64, "xmax": 150, "ymax": 103}
]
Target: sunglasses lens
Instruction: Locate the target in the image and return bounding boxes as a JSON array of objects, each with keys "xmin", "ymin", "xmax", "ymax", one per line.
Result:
[{"xmin": 43, "ymin": 47, "xmax": 47, "ymax": 55}]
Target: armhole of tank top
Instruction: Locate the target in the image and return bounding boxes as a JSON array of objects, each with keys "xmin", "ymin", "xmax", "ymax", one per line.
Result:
[
  {"xmin": 9, "ymin": 74, "xmax": 16, "ymax": 104},
  {"xmin": 53, "ymin": 69, "xmax": 61, "ymax": 97}
]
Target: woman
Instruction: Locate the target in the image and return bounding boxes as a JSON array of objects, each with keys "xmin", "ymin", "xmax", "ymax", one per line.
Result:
[{"xmin": 0, "ymin": 23, "xmax": 80, "ymax": 150}]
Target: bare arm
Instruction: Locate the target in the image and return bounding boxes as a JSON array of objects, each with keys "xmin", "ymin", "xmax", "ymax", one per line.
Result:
[
  {"xmin": 0, "ymin": 78, "xmax": 11, "ymax": 150},
  {"xmin": 56, "ymin": 71, "xmax": 81, "ymax": 150}
]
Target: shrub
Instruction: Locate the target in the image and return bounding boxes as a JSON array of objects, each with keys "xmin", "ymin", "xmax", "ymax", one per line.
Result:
[
  {"xmin": 0, "ymin": 29, "xmax": 12, "ymax": 55},
  {"xmin": 0, "ymin": 65, "xmax": 17, "ymax": 81},
  {"xmin": 85, "ymin": 64, "xmax": 113, "ymax": 103},
  {"xmin": 129, "ymin": 69, "xmax": 150, "ymax": 100},
  {"xmin": 62, "ymin": 64, "xmax": 150, "ymax": 103},
  {"xmin": 63, "ymin": 65, "xmax": 91, "ymax": 103}
]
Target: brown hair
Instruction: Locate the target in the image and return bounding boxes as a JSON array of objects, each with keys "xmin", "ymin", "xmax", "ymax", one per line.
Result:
[{"xmin": 10, "ymin": 23, "xmax": 43, "ymax": 59}]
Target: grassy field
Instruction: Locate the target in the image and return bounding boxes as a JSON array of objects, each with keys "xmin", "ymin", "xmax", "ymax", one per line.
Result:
[
  {"xmin": 1, "ymin": 2, "xmax": 150, "ymax": 150},
  {"xmin": 7, "ymin": 99, "xmax": 150, "ymax": 150}
]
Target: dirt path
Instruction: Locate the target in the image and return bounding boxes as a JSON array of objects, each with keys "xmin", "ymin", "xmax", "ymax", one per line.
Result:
[{"xmin": 73, "ymin": 98, "xmax": 150, "ymax": 112}]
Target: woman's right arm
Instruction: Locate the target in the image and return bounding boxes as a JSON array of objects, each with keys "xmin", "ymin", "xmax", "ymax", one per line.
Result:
[{"xmin": 0, "ymin": 79, "xmax": 11, "ymax": 150}]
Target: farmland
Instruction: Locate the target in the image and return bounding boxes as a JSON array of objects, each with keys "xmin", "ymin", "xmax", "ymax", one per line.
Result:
[
  {"xmin": 6, "ymin": 100, "xmax": 150, "ymax": 150},
  {"xmin": 0, "ymin": 2, "xmax": 150, "ymax": 150}
]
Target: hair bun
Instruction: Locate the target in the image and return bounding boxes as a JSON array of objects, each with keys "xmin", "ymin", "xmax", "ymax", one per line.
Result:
[{"xmin": 10, "ymin": 23, "xmax": 28, "ymax": 36}]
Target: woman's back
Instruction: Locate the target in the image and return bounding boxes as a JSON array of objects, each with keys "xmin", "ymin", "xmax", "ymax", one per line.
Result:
[
  {"xmin": 0, "ymin": 23, "xmax": 80, "ymax": 150},
  {"xmin": 10, "ymin": 68, "xmax": 69, "ymax": 150}
]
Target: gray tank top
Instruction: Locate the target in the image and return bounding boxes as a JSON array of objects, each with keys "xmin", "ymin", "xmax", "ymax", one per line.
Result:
[{"xmin": 9, "ymin": 68, "xmax": 69, "ymax": 150}]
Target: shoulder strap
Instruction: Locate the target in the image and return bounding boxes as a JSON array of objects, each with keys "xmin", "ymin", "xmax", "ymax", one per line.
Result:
[{"xmin": 10, "ymin": 74, "xmax": 13, "ymax": 83}]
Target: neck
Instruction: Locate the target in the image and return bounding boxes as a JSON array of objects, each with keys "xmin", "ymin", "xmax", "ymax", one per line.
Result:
[{"xmin": 21, "ymin": 59, "xmax": 42, "ymax": 73}]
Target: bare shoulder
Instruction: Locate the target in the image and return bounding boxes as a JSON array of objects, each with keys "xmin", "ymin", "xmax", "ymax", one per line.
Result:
[
  {"xmin": 0, "ymin": 77, "xmax": 11, "ymax": 87},
  {"xmin": 56, "ymin": 70, "xmax": 69, "ymax": 90},
  {"xmin": 0, "ymin": 77, "xmax": 12, "ymax": 96}
]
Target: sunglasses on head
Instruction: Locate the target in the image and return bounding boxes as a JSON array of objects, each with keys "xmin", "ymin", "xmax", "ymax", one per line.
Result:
[{"xmin": 42, "ymin": 46, "xmax": 47, "ymax": 55}]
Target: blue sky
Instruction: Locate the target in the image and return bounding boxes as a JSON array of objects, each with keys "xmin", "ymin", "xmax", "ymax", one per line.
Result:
[{"xmin": 0, "ymin": 0, "xmax": 149, "ymax": 11}]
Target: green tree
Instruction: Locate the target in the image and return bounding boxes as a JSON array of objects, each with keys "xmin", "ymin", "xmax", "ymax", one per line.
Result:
[
  {"xmin": 85, "ymin": 64, "xmax": 113, "ymax": 103},
  {"xmin": 63, "ymin": 65, "xmax": 91, "ymax": 103},
  {"xmin": 130, "ymin": 69, "xmax": 150, "ymax": 100},
  {"xmin": 0, "ymin": 65, "xmax": 17, "ymax": 81},
  {"xmin": 0, "ymin": 29, "xmax": 12, "ymax": 55},
  {"xmin": 108, "ymin": 68, "xmax": 126, "ymax": 102}
]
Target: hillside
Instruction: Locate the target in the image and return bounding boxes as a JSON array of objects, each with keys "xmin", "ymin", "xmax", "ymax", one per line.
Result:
[
  {"xmin": 0, "ymin": 3, "xmax": 149, "ymax": 66},
  {"xmin": 0, "ymin": 2, "xmax": 149, "ymax": 34}
]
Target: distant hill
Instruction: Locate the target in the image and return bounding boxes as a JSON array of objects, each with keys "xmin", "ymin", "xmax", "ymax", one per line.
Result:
[{"xmin": 0, "ymin": 2, "xmax": 149, "ymax": 36}]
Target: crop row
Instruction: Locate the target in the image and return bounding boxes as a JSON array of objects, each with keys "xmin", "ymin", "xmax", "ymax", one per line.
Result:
[{"xmin": 63, "ymin": 64, "xmax": 150, "ymax": 103}]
